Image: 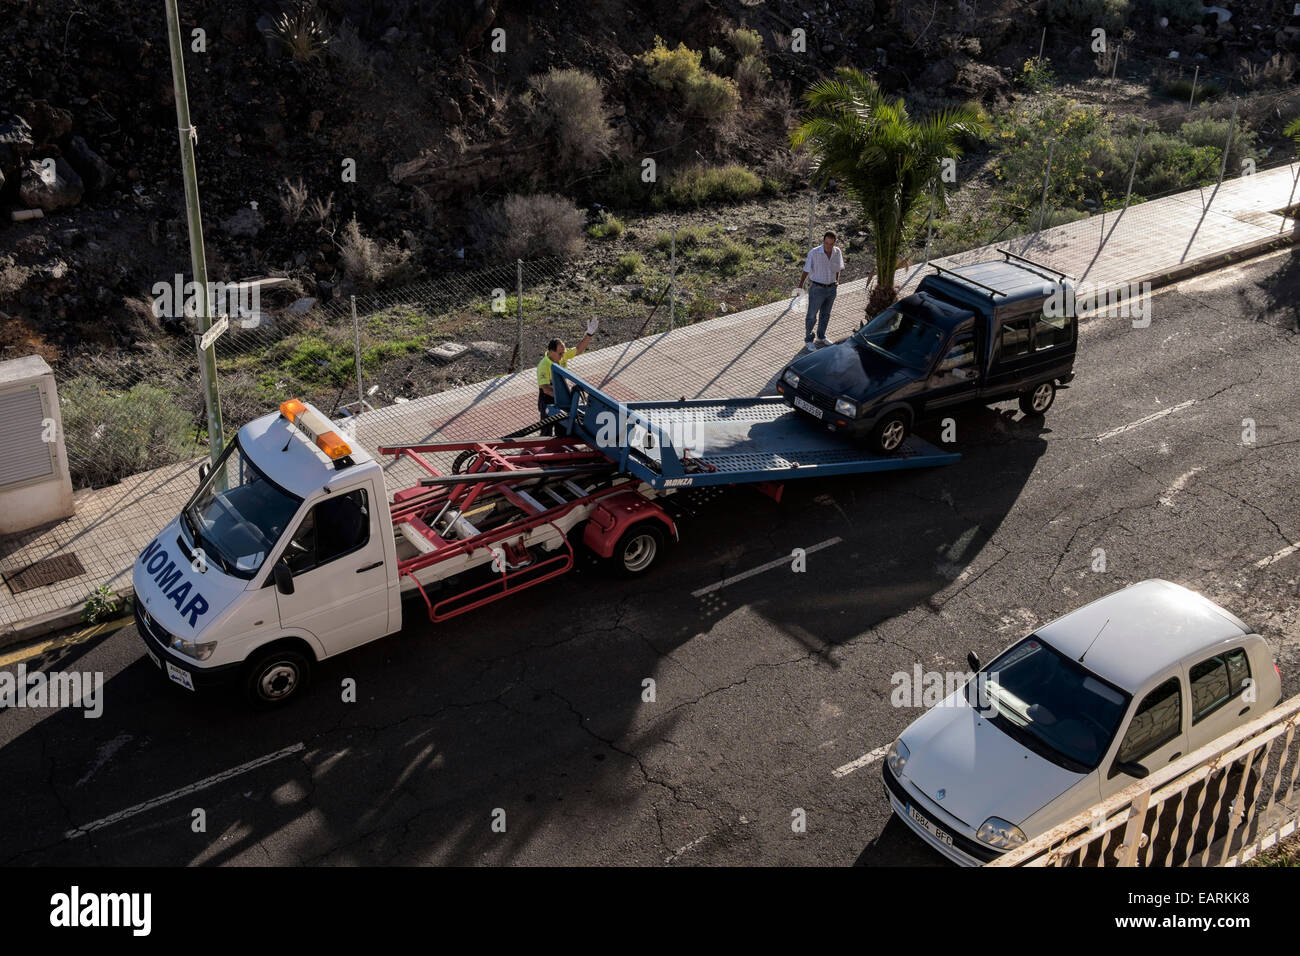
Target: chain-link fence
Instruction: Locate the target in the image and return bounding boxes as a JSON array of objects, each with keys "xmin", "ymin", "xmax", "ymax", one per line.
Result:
[{"xmin": 51, "ymin": 27, "xmax": 1300, "ymax": 490}]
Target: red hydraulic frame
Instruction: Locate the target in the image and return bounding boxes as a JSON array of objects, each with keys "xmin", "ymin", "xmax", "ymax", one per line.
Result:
[{"xmin": 376, "ymin": 435, "xmax": 633, "ymax": 623}]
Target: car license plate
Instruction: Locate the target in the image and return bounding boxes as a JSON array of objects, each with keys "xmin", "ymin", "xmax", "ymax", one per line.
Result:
[
  {"xmin": 165, "ymin": 660, "xmax": 195, "ymax": 692},
  {"xmin": 793, "ymin": 396, "xmax": 824, "ymax": 419},
  {"xmin": 909, "ymin": 804, "xmax": 954, "ymax": 847},
  {"xmin": 146, "ymin": 647, "xmax": 161, "ymax": 669}
]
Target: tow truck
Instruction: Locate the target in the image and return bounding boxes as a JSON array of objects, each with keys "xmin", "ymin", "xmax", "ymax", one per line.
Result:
[{"xmin": 133, "ymin": 367, "xmax": 960, "ymax": 705}]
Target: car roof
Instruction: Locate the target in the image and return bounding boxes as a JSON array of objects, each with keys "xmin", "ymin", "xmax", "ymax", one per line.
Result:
[
  {"xmin": 239, "ymin": 404, "xmax": 373, "ymax": 500},
  {"xmin": 897, "ymin": 291, "xmax": 974, "ymax": 331},
  {"xmin": 1035, "ymin": 580, "xmax": 1252, "ymax": 692},
  {"xmin": 924, "ymin": 259, "xmax": 1069, "ymax": 307}
]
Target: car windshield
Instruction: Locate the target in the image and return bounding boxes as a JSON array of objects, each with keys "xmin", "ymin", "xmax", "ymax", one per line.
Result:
[
  {"xmin": 968, "ymin": 636, "xmax": 1131, "ymax": 772},
  {"xmin": 183, "ymin": 437, "xmax": 302, "ymax": 579},
  {"xmin": 851, "ymin": 307, "xmax": 946, "ymax": 370}
]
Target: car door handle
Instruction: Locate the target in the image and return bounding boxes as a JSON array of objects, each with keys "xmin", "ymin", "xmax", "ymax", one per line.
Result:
[
  {"xmin": 1168, "ymin": 753, "xmax": 1182, "ymax": 761},
  {"xmin": 1238, "ymin": 706, "xmax": 1250, "ymax": 716},
  {"xmin": 356, "ymin": 561, "xmax": 383, "ymax": 573}
]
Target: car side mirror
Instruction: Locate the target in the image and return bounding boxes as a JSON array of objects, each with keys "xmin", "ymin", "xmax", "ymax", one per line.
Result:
[
  {"xmin": 967, "ymin": 651, "xmax": 980, "ymax": 672},
  {"xmin": 1113, "ymin": 760, "xmax": 1149, "ymax": 780},
  {"xmin": 198, "ymin": 461, "xmax": 210, "ymax": 484},
  {"xmin": 272, "ymin": 560, "xmax": 295, "ymax": 596}
]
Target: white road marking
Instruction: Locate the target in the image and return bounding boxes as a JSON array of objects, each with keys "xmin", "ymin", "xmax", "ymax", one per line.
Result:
[
  {"xmin": 1095, "ymin": 400, "xmax": 1196, "ymax": 441},
  {"xmin": 1159, "ymin": 467, "xmax": 1202, "ymax": 507},
  {"xmin": 691, "ymin": 537, "xmax": 842, "ymax": 597},
  {"xmin": 665, "ymin": 834, "xmax": 708, "ymax": 863},
  {"xmin": 1255, "ymin": 543, "xmax": 1300, "ymax": 569},
  {"xmin": 832, "ymin": 745, "xmax": 890, "ymax": 779},
  {"xmin": 64, "ymin": 742, "xmax": 306, "ymax": 839}
]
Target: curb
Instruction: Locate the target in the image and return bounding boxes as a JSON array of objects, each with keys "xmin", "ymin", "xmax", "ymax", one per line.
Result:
[
  {"xmin": 0, "ymin": 587, "xmax": 134, "ymax": 654},
  {"xmin": 0, "ymin": 228, "xmax": 1295, "ymax": 654}
]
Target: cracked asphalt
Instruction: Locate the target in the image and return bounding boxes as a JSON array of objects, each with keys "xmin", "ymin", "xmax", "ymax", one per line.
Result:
[{"xmin": 2, "ymin": 249, "xmax": 1298, "ymax": 866}]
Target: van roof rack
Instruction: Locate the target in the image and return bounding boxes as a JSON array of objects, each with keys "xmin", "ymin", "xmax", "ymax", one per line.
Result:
[
  {"xmin": 997, "ymin": 249, "xmax": 1074, "ymax": 281},
  {"xmin": 928, "ymin": 263, "xmax": 1007, "ymax": 297}
]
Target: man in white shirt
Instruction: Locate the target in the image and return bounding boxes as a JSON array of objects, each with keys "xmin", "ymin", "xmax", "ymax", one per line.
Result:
[{"xmin": 798, "ymin": 231, "xmax": 844, "ymax": 351}]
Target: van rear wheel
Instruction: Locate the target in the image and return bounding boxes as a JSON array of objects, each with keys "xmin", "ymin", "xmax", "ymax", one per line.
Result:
[
  {"xmin": 244, "ymin": 647, "xmax": 311, "ymax": 705},
  {"xmin": 1019, "ymin": 381, "xmax": 1056, "ymax": 416}
]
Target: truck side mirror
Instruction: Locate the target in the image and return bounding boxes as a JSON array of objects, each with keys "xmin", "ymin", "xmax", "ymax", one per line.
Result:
[
  {"xmin": 967, "ymin": 651, "xmax": 981, "ymax": 672},
  {"xmin": 198, "ymin": 461, "xmax": 210, "ymax": 484},
  {"xmin": 273, "ymin": 560, "xmax": 295, "ymax": 596}
]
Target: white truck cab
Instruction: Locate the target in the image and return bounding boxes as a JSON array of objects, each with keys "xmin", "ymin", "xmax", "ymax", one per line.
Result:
[{"xmin": 134, "ymin": 399, "xmax": 401, "ymax": 702}]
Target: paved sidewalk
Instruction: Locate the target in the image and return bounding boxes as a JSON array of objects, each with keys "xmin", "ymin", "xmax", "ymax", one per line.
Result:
[{"xmin": 2, "ymin": 163, "xmax": 1296, "ymax": 636}]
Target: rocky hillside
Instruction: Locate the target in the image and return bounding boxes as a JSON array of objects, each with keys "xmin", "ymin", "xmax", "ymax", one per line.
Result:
[{"xmin": 1, "ymin": 0, "xmax": 1294, "ymax": 363}]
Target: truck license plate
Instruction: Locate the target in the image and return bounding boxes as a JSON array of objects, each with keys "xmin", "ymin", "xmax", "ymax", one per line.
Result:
[
  {"xmin": 165, "ymin": 661, "xmax": 195, "ymax": 692},
  {"xmin": 909, "ymin": 804, "xmax": 954, "ymax": 847},
  {"xmin": 793, "ymin": 396, "xmax": 823, "ymax": 419}
]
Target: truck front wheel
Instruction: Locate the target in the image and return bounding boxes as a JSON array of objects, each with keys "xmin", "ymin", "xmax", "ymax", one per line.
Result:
[
  {"xmin": 610, "ymin": 522, "xmax": 666, "ymax": 577},
  {"xmin": 1019, "ymin": 381, "xmax": 1056, "ymax": 416},
  {"xmin": 244, "ymin": 646, "xmax": 312, "ymax": 705}
]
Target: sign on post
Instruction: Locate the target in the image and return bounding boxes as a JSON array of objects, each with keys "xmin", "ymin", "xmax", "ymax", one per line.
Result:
[{"xmin": 198, "ymin": 315, "xmax": 228, "ymax": 352}]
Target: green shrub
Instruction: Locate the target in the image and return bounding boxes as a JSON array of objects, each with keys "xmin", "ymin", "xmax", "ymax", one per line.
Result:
[
  {"xmin": 693, "ymin": 238, "xmax": 752, "ymax": 274},
  {"xmin": 656, "ymin": 164, "xmax": 763, "ymax": 208},
  {"xmin": 734, "ymin": 54, "xmax": 770, "ymax": 94},
  {"xmin": 638, "ymin": 37, "xmax": 740, "ymax": 120},
  {"xmin": 587, "ymin": 211, "xmax": 625, "ymax": 239},
  {"xmin": 528, "ymin": 68, "xmax": 614, "ymax": 172},
  {"xmin": 1042, "ymin": 0, "xmax": 1129, "ymax": 31},
  {"xmin": 613, "ymin": 253, "xmax": 643, "ymax": 280},
  {"xmin": 61, "ymin": 378, "xmax": 195, "ymax": 488},
  {"xmin": 1017, "ymin": 57, "xmax": 1056, "ymax": 93},
  {"xmin": 651, "ymin": 225, "xmax": 714, "ymax": 251},
  {"xmin": 726, "ymin": 27, "xmax": 763, "ymax": 58}
]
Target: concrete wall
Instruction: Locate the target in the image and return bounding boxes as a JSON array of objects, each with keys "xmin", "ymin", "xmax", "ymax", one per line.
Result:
[{"xmin": 0, "ymin": 355, "xmax": 75, "ymax": 534}]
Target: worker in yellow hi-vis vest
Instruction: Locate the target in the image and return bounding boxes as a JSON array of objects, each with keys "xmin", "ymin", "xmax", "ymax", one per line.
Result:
[{"xmin": 536, "ymin": 319, "xmax": 598, "ymax": 435}]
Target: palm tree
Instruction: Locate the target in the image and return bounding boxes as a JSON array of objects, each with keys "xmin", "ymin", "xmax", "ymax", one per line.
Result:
[{"xmin": 792, "ymin": 68, "xmax": 989, "ymax": 315}]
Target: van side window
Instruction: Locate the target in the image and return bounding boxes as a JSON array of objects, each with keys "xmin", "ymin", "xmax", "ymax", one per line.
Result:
[
  {"xmin": 1190, "ymin": 648, "xmax": 1252, "ymax": 724},
  {"xmin": 1116, "ymin": 677, "xmax": 1182, "ymax": 764},
  {"xmin": 283, "ymin": 489, "xmax": 370, "ymax": 575},
  {"xmin": 1034, "ymin": 312, "xmax": 1072, "ymax": 350},
  {"xmin": 999, "ymin": 316, "xmax": 1033, "ymax": 359}
]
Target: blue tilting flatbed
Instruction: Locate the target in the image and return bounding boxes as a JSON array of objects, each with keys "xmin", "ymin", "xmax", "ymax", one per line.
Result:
[{"xmin": 551, "ymin": 366, "xmax": 960, "ymax": 490}]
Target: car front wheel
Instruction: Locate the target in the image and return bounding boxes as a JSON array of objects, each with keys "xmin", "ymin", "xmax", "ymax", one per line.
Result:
[
  {"xmin": 869, "ymin": 411, "xmax": 910, "ymax": 455},
  {"xmin": 1019, "ymin": 381, "xmax": 1056, "ymax": 416}
]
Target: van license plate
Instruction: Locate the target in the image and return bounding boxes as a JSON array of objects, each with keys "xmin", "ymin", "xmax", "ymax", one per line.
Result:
[
  {"xmin": 793, "ymin": 397, "xmax": 824, "ymax": 419},
  {"xmin": 909, "ymin": 804, "xmax": 954, "ymax": 847},
  {"xmin": 165, "ymin": 661, "xmax": 195, "ymax": 691}
]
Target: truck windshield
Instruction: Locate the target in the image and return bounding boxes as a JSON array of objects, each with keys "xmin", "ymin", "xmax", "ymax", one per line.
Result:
[
  {"xmin": 851, "ymin": 307, "xmax": 946, "ymax": 370},
  {"xmin": 969, "ymin": 636, "xmax": 1130, "ymax": 773},
  {"xmin": 183, "ymin": 438, "xmax": 302, "ymax": 580}
]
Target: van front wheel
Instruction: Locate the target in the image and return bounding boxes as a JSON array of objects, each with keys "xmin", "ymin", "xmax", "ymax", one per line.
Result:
[
  {"xmin": 245, "ymin": 647, "xmax": 312, "ymax": 705},
  {"xmin": 1019, "ymin": 381, "xmax": 1056, "ymax": 416}
]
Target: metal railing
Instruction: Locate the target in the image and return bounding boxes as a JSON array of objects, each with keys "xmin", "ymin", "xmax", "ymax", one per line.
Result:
[{"xmin": 990, "ymin": 694, "xmax": 1300, "ymax": 867}]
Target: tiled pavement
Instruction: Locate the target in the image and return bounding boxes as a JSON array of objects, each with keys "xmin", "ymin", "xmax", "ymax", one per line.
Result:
[{"xmin": 2, "ymin": 163, "xmax": 1296, "ymax": 632}]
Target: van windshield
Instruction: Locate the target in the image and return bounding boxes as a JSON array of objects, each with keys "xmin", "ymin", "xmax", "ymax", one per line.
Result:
[
  {"xmin": 851, "ymin": 307, "xmax": 946, "ymax": 370},
  {"xmin": 969, "ymin": 636, "xmax": 1131, "ymax": 773},
  {"xmin": 183, "ymin": 438, "xmax": 302, "ymax": 579}
]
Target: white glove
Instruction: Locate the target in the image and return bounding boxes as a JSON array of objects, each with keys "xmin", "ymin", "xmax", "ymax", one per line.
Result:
[{"xmin": 586, "ymin": 318, "xmax": 599, "ymax": 335}]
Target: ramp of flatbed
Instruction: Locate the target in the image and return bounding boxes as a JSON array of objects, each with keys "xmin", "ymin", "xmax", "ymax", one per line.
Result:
[{"xmin": 551, "ymin": 367, "xmax": 959, "ymax": 489}]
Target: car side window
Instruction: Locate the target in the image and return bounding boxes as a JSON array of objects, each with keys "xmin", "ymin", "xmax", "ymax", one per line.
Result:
[
  {"xmin": 937, "ymin": 333, "xmax": 975, "ymax": 373},
  {"xmin": 1116, "ymin": 677, "xmax": 1182, "ymax": 764},
  {"xmin": 999, "ymin": 316, "xmax": 1033, "ymax": 359},
  {"xmin": 1190, "ymin": 648, "xmax": 1252, "ymax": 724},
  {"xmin": 1034, "ymin": 312, "xmax": 1072, "ymax": 350},
  {"xmin": 283, "ymin": 489, "xmax": 370, "ymax": 576}
]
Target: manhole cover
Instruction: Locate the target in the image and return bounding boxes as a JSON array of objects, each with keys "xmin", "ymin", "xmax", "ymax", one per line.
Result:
[{"xmin": 3, "ymin": 553, "xmax": 86, "ymax": 594}]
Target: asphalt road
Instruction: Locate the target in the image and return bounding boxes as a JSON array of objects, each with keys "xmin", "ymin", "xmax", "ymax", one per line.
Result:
[{"xmin": 2, "ymin": 249, "xmax": 1298, "ymax": 866}]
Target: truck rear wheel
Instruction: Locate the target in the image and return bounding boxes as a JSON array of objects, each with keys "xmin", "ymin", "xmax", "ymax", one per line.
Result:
[
  {"xmin": 244, "ymin": 647, "xmax": 312, "ymax": 705},
  {"xmin": 869, "ymin": 411, "xmax": 910, "ymax": 455},
  {"xmin": 1019, "ymin": 381, "xmax": 1056, "ymax": 416},
  {"xmin": 610, "ymin": 522, "xmax": 666, "ymax": 577}
]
